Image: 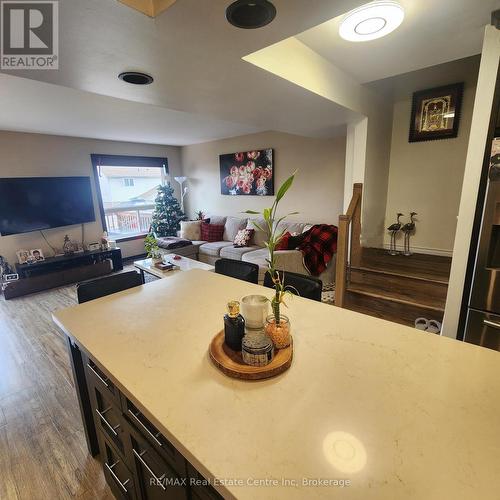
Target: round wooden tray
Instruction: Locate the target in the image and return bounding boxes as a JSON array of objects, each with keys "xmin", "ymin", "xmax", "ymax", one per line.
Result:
[{"xmin": 209, "ymin": 330, "xmax": 293, "ymax": 380}]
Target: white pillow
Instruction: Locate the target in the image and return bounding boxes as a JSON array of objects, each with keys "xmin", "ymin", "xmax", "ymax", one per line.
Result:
[{"xmin": 180, "ymin": 220, "xmax": 201, "ymax": 241}]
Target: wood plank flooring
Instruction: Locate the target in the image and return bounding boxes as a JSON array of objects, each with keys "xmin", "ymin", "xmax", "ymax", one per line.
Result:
[{"xmin": 0, "ymin": 284, "xmax": 113, "ymax": 500}]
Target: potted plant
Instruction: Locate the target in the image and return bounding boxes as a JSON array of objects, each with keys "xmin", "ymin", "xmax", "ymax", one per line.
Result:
[
  {"xmin": 144, "ymin": 234, "xmax": 161, "ymax": 263},
  {"xmin": 245, "ymin": 171, "xmax": 298, "ymax": 348}
]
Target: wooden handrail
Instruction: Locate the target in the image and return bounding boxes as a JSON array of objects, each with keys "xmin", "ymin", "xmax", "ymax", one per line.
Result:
[{"xmin": 335, "ymin": 183, "xmax": 362, "ymax": 308}]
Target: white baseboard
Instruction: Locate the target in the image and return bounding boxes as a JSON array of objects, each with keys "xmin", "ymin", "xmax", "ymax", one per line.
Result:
[{"xmin": 381, "ymin": 243, "xmax": 453, "ymax": 258}]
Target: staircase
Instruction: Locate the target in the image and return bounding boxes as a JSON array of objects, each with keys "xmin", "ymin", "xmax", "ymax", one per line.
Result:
[
  {"xmin": 335, "ymin": 184, "xmax": 452, "ymax": 328},
  {"xmin": 344, "ymin": 248, "xmax": 451, "ymax": 327}
]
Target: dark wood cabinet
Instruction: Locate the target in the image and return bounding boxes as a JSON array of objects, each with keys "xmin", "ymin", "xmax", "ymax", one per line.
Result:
[
  {"xmin": 128, "ymin": 429, "xmax": 188, "ymax": 500},
  {"xmin": 76, "ymin": 350, "xmax": 223, "ymax": 500},
  {"xmin": 98, "ymin": 429, "xmax": 137, "ymax": 500},
  {"xmin": 123, "ymin": 398, "xmax": 187, "ymax": 477}
]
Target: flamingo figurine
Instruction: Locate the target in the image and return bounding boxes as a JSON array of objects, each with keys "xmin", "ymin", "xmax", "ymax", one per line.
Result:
[
  {"xmin": 402, "ymin": 212, "xmax": 417, "ymax": 256},
  {"xmin": 387, "ymin": 213, "xmax": 404, "ymax": 255}
]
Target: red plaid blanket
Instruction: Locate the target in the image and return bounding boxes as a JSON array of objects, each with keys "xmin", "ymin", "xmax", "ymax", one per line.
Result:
[{"xmin": 298, "ymin": 224, "xmax": 338, "ymax": 276}]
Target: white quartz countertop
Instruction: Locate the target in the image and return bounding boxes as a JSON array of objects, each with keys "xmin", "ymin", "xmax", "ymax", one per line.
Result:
[{"xmin": 53, "ymin": 270, "xmax": 500, "ymax": 500}]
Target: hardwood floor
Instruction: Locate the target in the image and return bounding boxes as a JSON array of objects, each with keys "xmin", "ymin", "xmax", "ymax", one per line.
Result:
[{"xmin": 0, "ymin": 285, "xmax": 113, "ymax": 500}]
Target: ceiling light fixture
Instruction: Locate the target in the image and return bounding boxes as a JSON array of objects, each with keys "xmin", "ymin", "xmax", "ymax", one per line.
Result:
[
  {"xmin": 226, "ymin": 0, "xmax": 276, "ymax": 29},
  {"xmin": 339, "ymin": 1, "xmax": 404, "ymax": 42},
  {"xmin": 118, "ymin": 72, "xmax": 154, "ymax": 85}
]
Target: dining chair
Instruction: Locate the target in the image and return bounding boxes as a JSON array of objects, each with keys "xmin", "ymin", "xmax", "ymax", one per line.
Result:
[
  {"xmin": 214, "ymin": 258, "xmax": 259, "ymax": 284},
  {"xmin": 76, "ymin": 271, "xmax": 143, "ymax": 304},
  {"xmin": 263, "ymin": 270, "xmax": 323, "ymax": 302}
]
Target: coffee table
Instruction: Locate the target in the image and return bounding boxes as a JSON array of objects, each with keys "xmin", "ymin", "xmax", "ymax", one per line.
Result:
[{"xmin": 134, "ymin": 255, "xmax": 214, "ymax": 282}]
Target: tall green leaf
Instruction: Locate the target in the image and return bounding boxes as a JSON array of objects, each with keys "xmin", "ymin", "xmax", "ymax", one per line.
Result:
[{"xmin": 276, "ymin": 171, "xmax": 297, "ymax": 203}]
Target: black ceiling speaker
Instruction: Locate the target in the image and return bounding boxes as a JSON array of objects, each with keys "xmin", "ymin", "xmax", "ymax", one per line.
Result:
[
  {"xmin": 226, "ymin": 0, "xmax": 276, "ymax": 29},
  {"xmin": 118, "ymin": 72, "xmax": 154, "ymax": 85}
]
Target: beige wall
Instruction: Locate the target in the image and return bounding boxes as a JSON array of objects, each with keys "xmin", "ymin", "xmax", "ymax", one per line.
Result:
[
  {"xmin": 181, "ymin": 131, "xmax": 346, "ymax": 225},
  {"xmin": 381, "ymin": 56, "xmax": 480, "ymax": 254},
  {"xmin": 0, "ymin": 131, "xmax": 182, "ymax": 265}
]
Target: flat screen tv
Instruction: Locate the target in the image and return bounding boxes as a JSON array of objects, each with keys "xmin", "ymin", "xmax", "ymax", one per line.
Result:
[{"xmin": 0, "ymin": 177, "xmax": 95, "ymax": 236}]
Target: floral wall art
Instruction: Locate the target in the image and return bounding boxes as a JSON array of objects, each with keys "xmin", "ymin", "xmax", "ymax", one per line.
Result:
[{"xmin": 220, "ymin": 149, "xmax": 274, "ymax": 196}]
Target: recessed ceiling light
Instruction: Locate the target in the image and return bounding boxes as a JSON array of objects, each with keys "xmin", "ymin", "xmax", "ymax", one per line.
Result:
[
  {"xmin": 226, "ymin": 0, "xmax": 276, "ymax": 29},
  {"xmin": 118, "ymin": 72, "xmax": 154, "ymax": 85},
  {"xmin": 339, "ymin": 1, "xmax": 404, "ymax": 42}
]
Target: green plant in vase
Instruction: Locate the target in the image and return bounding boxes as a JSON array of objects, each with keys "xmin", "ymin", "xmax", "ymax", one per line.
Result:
[
  {"xmin": 144, "ymin": 234, "xmax": 161, "ymax": 262},
  {"xmin": 244, "ymin": 171, "xmax": 298, "ymax": 348}
]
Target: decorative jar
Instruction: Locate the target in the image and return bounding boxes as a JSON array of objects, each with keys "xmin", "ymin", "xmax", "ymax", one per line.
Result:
[{"xmin": 264, "ymin": 314, "xmax": 291, "ymax": 348}]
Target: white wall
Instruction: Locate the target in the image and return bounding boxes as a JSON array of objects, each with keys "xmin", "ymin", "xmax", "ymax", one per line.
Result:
[
  {"xmin": 0, "ymin": 131, "xmax": 182, "ymax": 265},
  {"xmin": 380, "ymin": 56, "xmax": 480, "ymax": 255},
  {"xmin": 181, "ymin": 131, "xmax": 346, "ymax": 225},
  {"xmin": 443, "ymin": 26, "xmax": 500, "ymax": 338}
]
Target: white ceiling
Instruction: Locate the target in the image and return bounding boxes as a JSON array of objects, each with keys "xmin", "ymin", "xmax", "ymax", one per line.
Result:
[
  {"xmin": 0, "ymin": 0, "xmax": 497, "ymax": 144},
  {"xmin": 297, "ymin": 0, "xmax": 499, "ymax": 84},
  {"xmin": 0, "ymin": 73, "xmax": 262, "ymax": 145}
]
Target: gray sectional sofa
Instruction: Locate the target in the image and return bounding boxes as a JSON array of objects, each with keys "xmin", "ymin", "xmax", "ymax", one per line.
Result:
[{"xmin": 163, "ymin": 215, "xmax": 335, "ymax": 283}]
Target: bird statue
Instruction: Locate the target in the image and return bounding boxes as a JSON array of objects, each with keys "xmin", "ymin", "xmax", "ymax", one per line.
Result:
[
  {"xmin": 387, "ymin": 213, "xmax": 404, "ymax": 255},
  {"xmin": 402, "ymin": 212, "xmax": 417, "ymax": 256}
]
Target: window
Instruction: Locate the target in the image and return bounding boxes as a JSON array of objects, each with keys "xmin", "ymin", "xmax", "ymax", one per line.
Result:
[{"xmin": 91, "ymin": 155, "xmax": 168, "ymax": 241}]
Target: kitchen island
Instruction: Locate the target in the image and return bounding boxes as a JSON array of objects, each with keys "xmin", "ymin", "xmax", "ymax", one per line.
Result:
[{"xmin": 53, "ymin": 269, "xmax": 500, "ymax": 499}]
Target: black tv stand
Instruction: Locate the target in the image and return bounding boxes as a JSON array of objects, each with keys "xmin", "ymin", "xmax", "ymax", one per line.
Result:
[
  {"xmin": 4, "ymin": 248, "xmax": 123, "ymax": 299},
  {"xmin": 16, "ymin": 248, "xmax": 123, "ymax": 278}
]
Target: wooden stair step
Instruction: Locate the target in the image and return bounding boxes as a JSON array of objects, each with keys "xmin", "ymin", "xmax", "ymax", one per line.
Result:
[
  {"xmin": 346, "ymin": 283, "xmax": 445, "ymax": 312},
  {"xmin": 351, "ymin": 265, "xmax": 449, "ymax": 285},
  {"xmin": 345, "ymin": 289, "xmax": 444, "ymax": 328},
  {"xmin": 360, "ymin": 247, "xmax": 451, "ymax": 283},
  {"xmin": 349, "ymin": 267, "xmax": 448, "ymax": 303}
]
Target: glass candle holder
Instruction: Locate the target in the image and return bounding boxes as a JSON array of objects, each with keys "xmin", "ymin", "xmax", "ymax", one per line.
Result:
[{"xmin": 240, "ymin": 295, "xmax": 269, "ymax": 330}]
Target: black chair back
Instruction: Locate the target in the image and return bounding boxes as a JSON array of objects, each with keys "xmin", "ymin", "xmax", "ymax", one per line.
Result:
[
  {"xmin": 263, "ymin": 270, "xmax": 323, "ymax": 302},
  {"xmin": 77, "ymin": 271, "xmax": 143, "ymax": 304},
  {"xmin": 215, "ymin": 258, "xmax": 259, "ymax": 284}
]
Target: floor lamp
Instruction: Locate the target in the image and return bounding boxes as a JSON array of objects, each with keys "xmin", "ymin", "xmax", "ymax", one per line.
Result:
[{"xmin": 174, "ymin": 176, "xmax": 188, "ymax": 213}]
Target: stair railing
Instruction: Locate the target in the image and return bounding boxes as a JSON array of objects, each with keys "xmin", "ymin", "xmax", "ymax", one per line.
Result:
[{"xmin": 335, "ymin": 183, "xmax": 362, "ymax": 307}]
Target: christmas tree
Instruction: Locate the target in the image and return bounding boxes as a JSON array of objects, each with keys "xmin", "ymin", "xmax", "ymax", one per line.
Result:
[{"xmin": 150, "ymin": 183, "xmax": 186, "ymax": 237}]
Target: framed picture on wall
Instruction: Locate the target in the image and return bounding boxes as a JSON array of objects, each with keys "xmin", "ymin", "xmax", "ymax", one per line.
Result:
[
  {"xmin": 219, "ymin": 149, "xmax": 274, "ymax": 196},
  {"xmin": 409, "ymin": 82, "xmax": 464, "ymax": 142}
]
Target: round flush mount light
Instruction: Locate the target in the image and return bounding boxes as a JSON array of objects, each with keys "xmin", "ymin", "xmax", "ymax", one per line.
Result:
[
  {"xmin": 339, "ymin": 1, "xmax": 404, "ymax": 42},
  {"xmin": 226, "ymin": 0, "xmax": 276, "ymax": 29},
  {"xmin": 118, "ymin": 71, "xmax": 154, "ymax": 85}
]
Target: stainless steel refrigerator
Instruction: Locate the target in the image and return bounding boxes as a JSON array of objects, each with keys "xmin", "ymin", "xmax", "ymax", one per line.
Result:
[{"xmin": 465, "ymin": 138, "xmax": 500, "ymax": 349}]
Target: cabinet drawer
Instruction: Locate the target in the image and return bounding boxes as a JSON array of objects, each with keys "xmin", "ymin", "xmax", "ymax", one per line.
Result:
[
  {"xmin": 129, "ymin": 427, "xmax": 188, "ymax": 500},
  {"xmin": 98, "ymin": 430, "xmax": 137, "ymax": 500},
  {"xmin": 187, "ymin": 462, "xmax": 223, "ymax": 500},
  {"xmin": 90, "ymin": 383, "xmax": 126, "ymax": 454},
  {"xmin": 84, "ymin": 354, "xmax": 120, "ymax": 406},
  {"xmin": 123, "ymin": 397, "xmax": 186, "ymax": 477}
]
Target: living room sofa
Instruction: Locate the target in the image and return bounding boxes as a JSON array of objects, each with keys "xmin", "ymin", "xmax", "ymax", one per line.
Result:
[{"xmin": 170, "ymin": 215, "xmax": 335, "ymax": 283}]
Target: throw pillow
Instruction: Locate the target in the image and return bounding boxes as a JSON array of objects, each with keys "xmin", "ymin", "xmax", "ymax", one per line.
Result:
[
  {"xmin": 233, "ymin": 229, "xmax": 254, "ymax": 248},
  {"xmin": 224, "ymin": 216, "xmax": 247, "ymax": 242},
  {"xmin": 180, "ymin": 220, "xmax": 201, "ymax": 241},
  {"xmin": 276, "ymin": 231, "xmax": 292, "ymax": 251},
  {"xmin": 247, "ymin": 218, "xmax": 268, "ymax": 247},
  {"xmin": 201, "ymin": 222, "xmax": 224, "ymax": 242}
]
